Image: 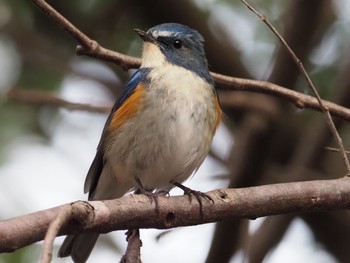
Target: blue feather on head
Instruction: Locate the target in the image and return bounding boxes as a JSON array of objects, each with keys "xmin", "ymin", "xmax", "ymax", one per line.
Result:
[{"xmin": 143, "ymin": 23, "xmax": 212, "ymax": 82}]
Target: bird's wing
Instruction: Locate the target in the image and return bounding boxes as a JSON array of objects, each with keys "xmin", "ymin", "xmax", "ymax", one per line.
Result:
[{"xmin": 84, "ymin": 68, "xmax": 151, "ymax": 199}]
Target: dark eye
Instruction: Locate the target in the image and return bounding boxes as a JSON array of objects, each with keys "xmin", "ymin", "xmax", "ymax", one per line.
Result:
[{"xmin": 173, "ymin": 39, "xmax": 183, "ymax": 49}]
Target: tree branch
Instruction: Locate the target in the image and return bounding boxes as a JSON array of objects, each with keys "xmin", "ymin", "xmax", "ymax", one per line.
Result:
[
  {"xmin": 212, "ymin": 74, "xmax": 350, "ymax": 122},
  {"xmin": 1, "ymin": 178, "xmax": 350, "ymax": 253},
  {"xmin": 39, "ymin": 206, "xmax": 72, "ymax": 263},
  {"xmin": 26, "ymin": 0, "xmax": 350, "ymax": 123},
  {"xmin": 120, "ymin": 230, "xmax": 142, "ymax": 263},
  {"xmin": 28, "ymin": 0, "xmax": 140, "ymax": 70}
]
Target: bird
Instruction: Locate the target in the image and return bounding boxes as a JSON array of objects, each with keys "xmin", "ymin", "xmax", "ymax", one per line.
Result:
[{"xmin": 58, "ymin": 22, "xmax": 222, "ymax": 263}]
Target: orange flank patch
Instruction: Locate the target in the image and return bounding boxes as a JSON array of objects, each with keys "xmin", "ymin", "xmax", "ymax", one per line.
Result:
[
  {"xmin": 108, "ymin": 84, "xmax": 145, "ymax": 132},
  {"xmin": 214, "ymin": 96, "xmax": 222, "ymax": 131}
]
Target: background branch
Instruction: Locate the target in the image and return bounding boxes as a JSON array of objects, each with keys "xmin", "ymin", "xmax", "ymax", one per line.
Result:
[
  {"xmin": 6, "ymin": 88, "xmax": 111, "ymax": 113},
  {"xmin": 7, "ymin": 81, "xmax": 350, "ymax": 124}
]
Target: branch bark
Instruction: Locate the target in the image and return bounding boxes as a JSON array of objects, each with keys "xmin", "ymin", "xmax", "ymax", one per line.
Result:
[{"xmin": 1, "ymin": 178, "xmax": 350, "ymax": 253}]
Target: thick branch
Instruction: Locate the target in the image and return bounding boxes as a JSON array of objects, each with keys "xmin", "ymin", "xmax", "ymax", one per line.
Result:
[{"xmin": 1, "ymin": 178, "xmax": 349, "ymax": 253}]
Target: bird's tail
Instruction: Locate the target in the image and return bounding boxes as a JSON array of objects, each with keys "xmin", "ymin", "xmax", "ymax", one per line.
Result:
[{"xmin": 58, "ymin": 233, "xmax": 99, "ymax": 263}]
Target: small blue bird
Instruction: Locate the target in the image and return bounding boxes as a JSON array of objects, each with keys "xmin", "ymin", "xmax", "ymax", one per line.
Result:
[{"xmin": 58, "ymin": 23, "xmax": 222, "ymax": 262}]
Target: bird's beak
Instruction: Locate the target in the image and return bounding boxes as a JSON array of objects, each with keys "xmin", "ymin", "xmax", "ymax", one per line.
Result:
[{"xmin": 134, "ymin": 29, "xmax": 157, "ymax": 44}]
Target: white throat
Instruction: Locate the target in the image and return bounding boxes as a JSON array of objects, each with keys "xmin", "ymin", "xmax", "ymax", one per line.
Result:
[{"xmin": 141, "ymin": 42, "xmax": 167, "ymax": 68}]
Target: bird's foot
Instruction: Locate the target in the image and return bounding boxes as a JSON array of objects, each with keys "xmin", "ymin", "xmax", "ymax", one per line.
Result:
[
  {"xmin": 134, "ymin": 177, "xmax": 168, "ymax": 215},
  {"xmin": 170, "ymin": 180, "xmax": 213, "ymax": 219}
]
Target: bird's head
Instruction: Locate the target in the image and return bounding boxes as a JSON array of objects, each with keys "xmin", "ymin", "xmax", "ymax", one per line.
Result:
[{"xmin": 135, "ymin": 23, "xmax": 210, "ymax": 81}]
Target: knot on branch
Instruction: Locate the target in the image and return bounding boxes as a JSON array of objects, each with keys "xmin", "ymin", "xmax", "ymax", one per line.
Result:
[
  {"xmin": 70, "ymin": 201, "xmax": 96, "ymax": 230},
  {"xmin": 295, "ymin": 100, "xmax": 305, "ymax": 109},
  {"xmin": 76, "ymin": 40, "xmax": 100, "ymax": 56}
]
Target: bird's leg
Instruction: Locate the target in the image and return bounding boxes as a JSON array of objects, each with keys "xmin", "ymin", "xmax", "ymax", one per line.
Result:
[
  {"xmin": 170, "ymin": 180, "xmax": 213, "ymax": 219},
  {"xmin": 134, "ymin": 177, "xmax": 166, "ymax": 215}
]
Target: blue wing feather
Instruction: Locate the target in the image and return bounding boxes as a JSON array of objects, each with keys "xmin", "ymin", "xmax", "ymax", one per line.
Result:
[
  {"xmin": 112, "ymin": 68, "xmax": 151, "ymax": 113},
  {"xmin": 84, "ymin": 68, "xmax": 151, "ymax": 198}
]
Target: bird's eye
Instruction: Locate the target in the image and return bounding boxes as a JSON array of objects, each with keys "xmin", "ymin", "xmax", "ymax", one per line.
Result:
[{"xmin": 173, "ymin": 39, "xmax": 183, "ymax": 49}]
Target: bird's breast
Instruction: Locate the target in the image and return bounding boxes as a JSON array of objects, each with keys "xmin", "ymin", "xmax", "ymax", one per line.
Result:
[{"xmin": 106, "ymin": 64, "xmax": 220, "ymax": 190}]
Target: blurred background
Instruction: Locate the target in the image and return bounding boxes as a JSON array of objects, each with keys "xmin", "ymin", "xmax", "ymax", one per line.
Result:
[{"xmin": 1, "ymin": 0, "xmax": 350, "ymax": 262}]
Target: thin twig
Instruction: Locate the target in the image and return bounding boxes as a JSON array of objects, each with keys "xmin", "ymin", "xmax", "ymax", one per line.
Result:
[
  {"xmin": 325, "ymin": 147, "xmax": 350, "ymax": 155},
  {"xmin": 39, "ymin": 206, "xmax": 72, "ymax": 263},
  {"xmin": 241, "ymin": 0, "xmax": 350, "ymax": 175},
  {"xmin": 213, "ymin": 74, "xmax": 350, "ymax": 122}
]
